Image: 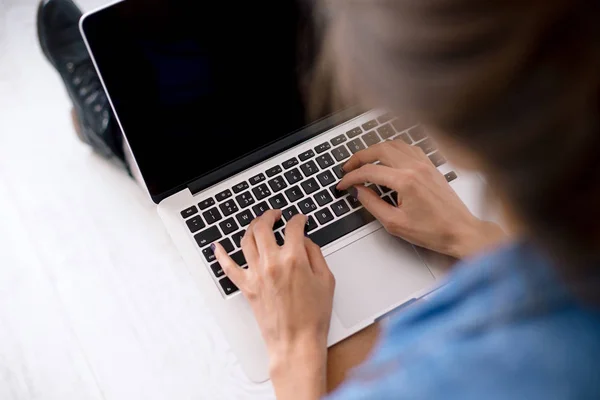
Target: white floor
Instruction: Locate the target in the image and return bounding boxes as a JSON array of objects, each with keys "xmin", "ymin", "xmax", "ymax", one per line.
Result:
[{"xmin": 0, "ymin": 1, "xmax": 274, "ymax": 398}]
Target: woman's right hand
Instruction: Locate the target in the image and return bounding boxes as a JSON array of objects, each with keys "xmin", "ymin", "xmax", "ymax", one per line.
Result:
[{"xmin": 336, "ymin": 139, "xmax": 506, "ymax": 259}]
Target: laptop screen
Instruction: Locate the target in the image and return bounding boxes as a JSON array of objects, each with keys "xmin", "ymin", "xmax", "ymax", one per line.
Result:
[{"xmin": 82, "ymin": 0, "xmax": 352, "ymax": 202}]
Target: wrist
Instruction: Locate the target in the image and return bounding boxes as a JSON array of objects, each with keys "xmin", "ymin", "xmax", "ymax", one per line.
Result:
[
  {"xmin": 449, "ymin": 218, "xmax": 506, "ymax": 259},
  {"xmin": 269, "ymin": 337, "xmax": 328, "ymax": 400}
]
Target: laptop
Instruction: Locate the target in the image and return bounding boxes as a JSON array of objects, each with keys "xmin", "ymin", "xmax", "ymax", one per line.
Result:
[{"xmin": 80, "ymin": 0, "xmax": 487, "ymax": 382}]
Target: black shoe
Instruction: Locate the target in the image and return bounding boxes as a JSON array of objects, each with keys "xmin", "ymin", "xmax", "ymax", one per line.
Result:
[{"xmin": 37, "ymin": 0, "xmax": 126, "ymax": 164}]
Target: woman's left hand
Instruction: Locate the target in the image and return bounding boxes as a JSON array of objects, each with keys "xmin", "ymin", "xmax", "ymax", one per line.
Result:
[{"xmin": 213, "ymin": 209, "xmax": 336, "ymax": 399}]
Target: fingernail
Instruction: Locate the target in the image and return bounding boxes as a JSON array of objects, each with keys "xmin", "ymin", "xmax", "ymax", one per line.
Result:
[
  {"xmin": 210, "ymin": 243, "xmax": 216, "ymax": 252},
  {"xmin": 348, "ymin": 186, "xmax": 358, "ymax": 198}
]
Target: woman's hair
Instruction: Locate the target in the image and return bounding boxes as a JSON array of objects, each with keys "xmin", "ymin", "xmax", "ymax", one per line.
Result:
[{"xmin": 315, "ymin": 0, "xmax": 600, "ymax": 272}]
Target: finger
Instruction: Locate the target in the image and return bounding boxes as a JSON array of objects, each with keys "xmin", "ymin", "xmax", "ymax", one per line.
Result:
[
  {"xmin": 213, "ymin": 242, "xmax": 247, "ymax": 288},
  {"xmin": 252, "ymin": 209, "xmax": 282, "ymax": 255},
  {"xmin": 240, "ymin": 223, "xmax": 259, "ymax": 265},
  {"xmin": 283, "ymin": 213, "xmax": 308, "ymax": 248},
  {"xmin": 303, "ymin": 238, "xmax": 329, "ymax": 275},
  {"xmin": 351, "ymin": 185, "xmax": 405, "ymax": 229},
  {"xmin": 337, "ymin": 164, "xmax": 400, "ymax": 191},
  {"xmin": 342, "ymin": 143, "xmax": 397, "ymax": 172}
]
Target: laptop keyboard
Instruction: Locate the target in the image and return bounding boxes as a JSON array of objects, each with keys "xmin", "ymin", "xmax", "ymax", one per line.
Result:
[{"xmin": 179, "ymin": 114, "xmax": 459, "ymax": 296}]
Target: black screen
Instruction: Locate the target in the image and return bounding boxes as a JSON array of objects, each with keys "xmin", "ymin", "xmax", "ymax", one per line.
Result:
[{"xmin": 82, "ymin": 0, "xmax": 352, "ymax": 202}]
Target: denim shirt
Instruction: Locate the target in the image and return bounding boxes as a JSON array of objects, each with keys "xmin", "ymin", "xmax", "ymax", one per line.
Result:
[{"xmin": 327, "ymin": 242, "xmax": 600, "ymax": 399}]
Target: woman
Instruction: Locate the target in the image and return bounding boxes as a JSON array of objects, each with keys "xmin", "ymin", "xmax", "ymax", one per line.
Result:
[{"xmin": 213, "ymin": 0, "xmax": 600, "ymax": 398}]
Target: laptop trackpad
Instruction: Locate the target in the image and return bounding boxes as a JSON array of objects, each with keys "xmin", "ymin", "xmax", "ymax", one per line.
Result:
[{"xmin": 326, "ymin": 229, "xmax": 435, "ymax": 329}]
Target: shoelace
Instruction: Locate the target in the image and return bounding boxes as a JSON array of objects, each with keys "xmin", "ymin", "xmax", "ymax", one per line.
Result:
[{"xmin": 67, "ymin": 59, "xmax": 106, "ymax": 114}]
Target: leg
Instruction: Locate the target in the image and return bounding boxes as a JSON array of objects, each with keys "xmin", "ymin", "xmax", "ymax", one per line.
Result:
[
  {"xmin": 327, "ymin": 323, "xmax": 381, "ymax": 393},
  {"xmin": 38, "ymin": 0, "xmax": 127, "ymax": 169}
]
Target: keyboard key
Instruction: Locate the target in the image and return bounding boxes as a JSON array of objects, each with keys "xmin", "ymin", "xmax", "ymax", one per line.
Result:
[
  {"xmin": 210, "ymin": 262, "xmax": 225, "ymax": 278},
  {"xmin": 366, "ymin": 184, "xmax": 382, "ymax": 196},
  {"xmin": 252, "ymin": 183, "xmax": 272, "ymax": 200},
  {"xmin": 300, "ymin": 160, "xmax": 319, "ymax": 177},
  {"xmin": 317, "ymin": 171, "xmax": 335, "ymax": 187},
  {"xmin": 204, "ymin": 238, "xmax": 235, "ymax": 263},
  {"xmin": 284, "ymin": 167, "xmax": 303, "ymax": 184},
  {"xmin": 332, "ymin": 146, "xmax": 351, "ymax": 162},
  {"xmin": 235, "ymin": 191, "xmax": 255, "ymax": 209},
  {"xmin": 203, "ymin": 207, "xmax": 223, "ymax": 225},
  {"xmin": 298, "ymin": 198, "xmax": 318, "ymax": 214},
  {"xmin": 347, "ymin": 194, "xmax": 361, "ymax": 209},
  {"xmin": 284, "ymin": 186, "xmax": 304, "ymax": 202},
  {"xmin": 416, "ymin": 138, "xmax": 437, "ymax": 154},
  {"xmin": 391, "ymin": 191, "xmax": 398, "ymax": 201},
  {"xmin": 331, "ymin": 199, "xmax": 351, "ymax": 217},
  {"xmin": 301, "ymin": 178, "xmax": 320, "ymax": 195},
  {"xmin": 377, "ymin": 112, "xmax": 394, "ymax": 123},
  {"xmin": 219, "ymin": 276, "xmax": 239, "ymax": 295},
  {"xmin": 181, "ymin": 205, "xmax": 198, "ymax": 219},
  {"xmin": 315, "ymin": 142, "xmax": 331, "ymax": 154},
  {"xmin": 392, "ymin": 118, "xmax": 414, "ymax": 133},
  {"xmin": 231, "ymin": 250, "xmax": 247, "ymax": 266},
  {"xmin": 333, "ymin": 164, "xmax": 345, "ymax": 179},
  {"xmin": 220, "ymin": 238, "xmax": 235, "ymax": 253},
  {"xmin": 266, "ymin": 165, "xmax": 282, "ymax": 177},
  {"xmin": 232, "ymin": 230, "xmax": 245, "ymax": 248},
  {"xmin": 379, "ymin": 185, "xmax": 393, "ymax": 193},
  {"xmin": 408, "ymin": 126, "xmax": 427, "ymax": 142},
  {"xmin": 252, "ymin": 202, "xmax": 270, "ymax": 217},
  {"xmin": 274, "ymin": 219, "xmax": 285, "ymax": 230},
  {"xmin": 219, "ymin": 200, "xmax": 239, "ymax": 216},
  {"xmin": 269, "ymin": 194, "xmax": 288, "ymax": 209},
  {"xmin": 305, "ymin": 216, "xmax": 319, "ymax": 233},
  {"xmin": 362, "ymin": 119, "xmax": 378, "ymax": 130},
  {"xmin": 316, "ymin": 153, "xmax": 335, "ymax": 169},
  {"xmin": 219, "ymin": 218, "xmax": 239, "ymax": 235},
  {"xmin": 429, "ymin": 152, "xmax": 447, "ymax": 167},
  {"xmin": 216, "ymin": 189, "xmax": 232, "ymax": 202},
  {"xmin": 282, "ymin": 157, "xmax": 299, "ymax": 169},
  {"xmin": 396, "ymin": 132, "xmax": 412, "ymax": 144},
  {"xmin": 309, "ymin": 208, "xmax": 376, "ymax": 247},
  {"xmin": 233, "ymin": 181, "xmax": 249, "ymax": 194},
  {"xmin": 274, "ymin": 231, "xmax": 285, "ymax": 246},
  {"xmin": 186, "ymin": 215, "xmax": 206, "ymax": 233},
  {"xmin": 198, "ymin": 198, "xmax": 215, "ymax": 210},
  {"xmin": 382, "ymin": 195, "xmax": 395, "ymax": 206},
  {"xmin": 236, "ymin": 209, "xmax": 254, "ymax": 227},
  {"xmin": 299, "ymin": 149, "xmax": 315, "ymax": 161},
  {"xmin": 249, "ymin": 173, "xmax": 266, "ymax": 185},
  {"xmin": 362, "ymin": 131, "xmax": 381, "ymax": 147},
  {"xmin": 331, "ymin": 134, "xmax": 347, "ymax": 146},
  {"xmin": 315, "ymin": 208, "xmax": 334, "ymax": 225},
  {"xmin": 346, "ymin": 127, "xmax": 363, "ymax": 138},
  {"xmin": 314, "ymin": 189, "xmax": 334, "ymax": 206},
  {"xmin": 444, "ymin": 171, "xmax": 458, "ymax": 183},
  {"xmin": 347, "ymin": 138, "xmax": 366, "ymax": 154},
  {"xmin": 329, "ymin": 184, "xmax": 347, "ymax": 199},
  {"xmin": 194, "ymin": 226, "xmax": 222, "ymax": 247},
  {"xmin": 268, "ymin": 176, "xmax": 288, "ymax": 192},
  {"xmin": 377, "ymin": 124, "xmax": 395, "ymax": 140},
  {"xmin": 203, "ymin": 247, "xmax": 217, "ymax": 263},
  {"xmin": 210, "ymin": 263, "xmax": 225, "ymax": 278},
  {"xmin": 282, "ymin": 205, "xmax": 300, "ymax": 221}
]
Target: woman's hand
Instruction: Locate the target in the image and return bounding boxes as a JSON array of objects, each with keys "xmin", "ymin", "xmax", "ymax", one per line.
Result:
[
  {"xmin": 213, "ymin": 210, "xmax": 335, "ymax": 400},
  {"xmin": 337, "ymin": 139, "xmax": 506, "ymax": 259}
]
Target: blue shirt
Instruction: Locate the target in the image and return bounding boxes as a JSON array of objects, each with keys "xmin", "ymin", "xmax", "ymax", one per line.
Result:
[{"xmin": 327, "ymin": 242, "xmax": 600, "ymax": 399}]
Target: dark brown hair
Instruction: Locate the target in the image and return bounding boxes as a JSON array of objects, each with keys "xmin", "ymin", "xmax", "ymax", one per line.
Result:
[{"xmin": 315, "ymin": 0, "xmax": 600, "ymax": 274}]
